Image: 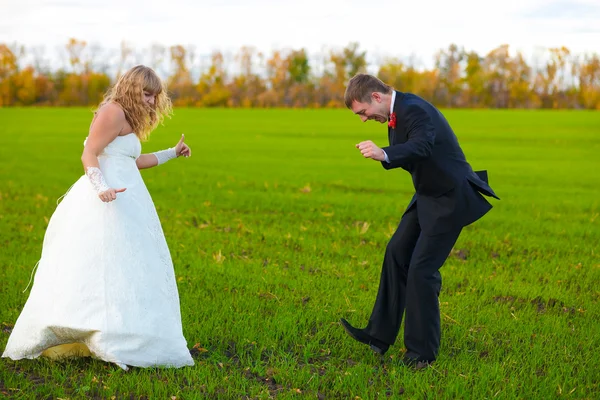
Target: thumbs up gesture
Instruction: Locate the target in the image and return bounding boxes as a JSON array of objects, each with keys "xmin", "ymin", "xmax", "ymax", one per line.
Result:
[
  {"xmin": 99, "ymin": 187, "xmax": 127, "ymax": 202},
  {"xmin": 175, "ymin": 134, "xmax": 191, "ymax": 158}
]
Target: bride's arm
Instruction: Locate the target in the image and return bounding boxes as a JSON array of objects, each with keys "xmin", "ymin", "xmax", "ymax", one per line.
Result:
[
  {"xmin": 136, "ymin": 134, "xmax": 191, "ymax": 170},
  {"xmin": 82, "ymin": 103, "xmax": 126, "ymax": 202},
  {"xmin": 135, "ymin": 154, "xmax": 161, "ymax": 169}
]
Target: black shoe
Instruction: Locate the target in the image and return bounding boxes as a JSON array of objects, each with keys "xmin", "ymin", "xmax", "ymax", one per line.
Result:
[
  {"xmin": 340, "ymin": 318, "xmax": 389, "ymax": 355},
  {"xmin": 401, "ymin": 357, "xmax": 434, "ymax": 370}
]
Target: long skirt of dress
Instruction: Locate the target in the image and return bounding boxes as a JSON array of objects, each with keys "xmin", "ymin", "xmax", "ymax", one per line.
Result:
[{"xmin": 2, "ymin": 135, "xmax": 194, "ymax": 370}]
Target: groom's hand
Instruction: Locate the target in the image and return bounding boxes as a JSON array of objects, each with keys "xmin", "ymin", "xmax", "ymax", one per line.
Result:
[{"xmin": 356, "ymin": 141, "xmax": 385, "ymax": 161}]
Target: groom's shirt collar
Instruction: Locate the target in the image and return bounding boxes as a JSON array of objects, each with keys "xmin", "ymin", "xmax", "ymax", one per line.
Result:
[{"xmin": 389, "ymin": 90, "xmax": 396, "ymax": 119}]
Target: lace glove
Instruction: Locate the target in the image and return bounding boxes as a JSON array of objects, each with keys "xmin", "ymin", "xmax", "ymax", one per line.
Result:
[
  {"xmin": 152, "ymin": 147, "xmax": 177, "ymax": 165},
  {"xmin": 86, "ymin": 166, "xmax": 110, "ymax": 193}
]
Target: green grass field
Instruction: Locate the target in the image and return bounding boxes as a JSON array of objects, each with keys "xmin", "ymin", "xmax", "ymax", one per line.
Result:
[{"xmin": 0, "ymin": 108, "xmax": 599, "ymax": 399}]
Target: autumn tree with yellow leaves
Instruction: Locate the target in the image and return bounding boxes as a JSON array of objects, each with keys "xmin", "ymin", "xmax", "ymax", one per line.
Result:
[{"xmin": 0, "ymin": 39, "xmax": 598, "ymax": 109}]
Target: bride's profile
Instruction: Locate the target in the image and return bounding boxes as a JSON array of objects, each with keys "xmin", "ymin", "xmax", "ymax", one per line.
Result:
[{"xmin": 2, "ymin": 65, "xmax": 194, "ymax": 370}]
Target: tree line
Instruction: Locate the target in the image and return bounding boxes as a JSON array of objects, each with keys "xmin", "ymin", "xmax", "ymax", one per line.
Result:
[{"xmin": 1, "ymin": 39, "xmax": 599, "ymax": 109}]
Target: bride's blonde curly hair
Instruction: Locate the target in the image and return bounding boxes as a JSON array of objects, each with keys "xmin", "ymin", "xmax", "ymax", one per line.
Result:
[{"xmin": 97, "ymin": 65, "xmax": 173, "ymax": 141}]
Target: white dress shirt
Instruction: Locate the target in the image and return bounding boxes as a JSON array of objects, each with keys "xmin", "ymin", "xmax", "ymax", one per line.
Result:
[{"xmin": 382, "ymin": 90, "xmax": 396, "ymax": 163}]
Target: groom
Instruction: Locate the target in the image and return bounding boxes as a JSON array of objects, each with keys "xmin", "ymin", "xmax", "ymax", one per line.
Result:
[{"xmin": 340, "ymin": 74, "xmax": 499, "ymax": 368}]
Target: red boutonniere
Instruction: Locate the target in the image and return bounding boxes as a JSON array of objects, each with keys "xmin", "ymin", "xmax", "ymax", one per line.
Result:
[{"xmin": 388, "ymin": 112, "xmax": 396, "ymax": 129}]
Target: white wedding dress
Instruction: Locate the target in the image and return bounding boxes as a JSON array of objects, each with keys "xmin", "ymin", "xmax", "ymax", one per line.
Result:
[{"xmin": 2, "ymin": 134, "xmax": 194, "ymax": 370}]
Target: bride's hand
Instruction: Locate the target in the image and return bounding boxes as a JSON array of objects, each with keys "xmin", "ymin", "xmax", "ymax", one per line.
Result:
[
  {"xmin": 99, "ymin": 188, "xmax": 126, "ymax": 202},
  {"xmin": 175, "ymin": 134, "xmax": 191, "ymax": 158}
]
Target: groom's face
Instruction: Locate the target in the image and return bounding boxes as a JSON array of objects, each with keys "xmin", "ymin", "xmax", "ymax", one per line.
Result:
[{"xmin": 350, "ymin": 92, "xmax": 388, "ymax": 124}]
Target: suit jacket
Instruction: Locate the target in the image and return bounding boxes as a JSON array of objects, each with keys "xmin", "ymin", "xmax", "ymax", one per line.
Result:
[{"xmin": 382, "ymin": 91, "xmax": 499, "ymax": 235}]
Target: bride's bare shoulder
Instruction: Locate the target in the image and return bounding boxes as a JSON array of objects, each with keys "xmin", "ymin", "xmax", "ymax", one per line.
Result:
[
  {"xmin": 96, "ymin": 102, "xmax": 126, "ymax": 121},
  {"xmin": 89, "ymin": 102, "xmax": 127, "ymax": 133}
]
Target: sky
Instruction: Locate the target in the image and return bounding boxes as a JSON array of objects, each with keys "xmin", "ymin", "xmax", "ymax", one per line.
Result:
[{"xmin": 1, "ymin": 0, "xmax": 599, "ymax": 71}]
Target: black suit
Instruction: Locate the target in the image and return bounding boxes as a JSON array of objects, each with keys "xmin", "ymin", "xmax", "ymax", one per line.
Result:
[{"xmin": 364, "ymin": 91, "xmax": 499, "ymax": 362}]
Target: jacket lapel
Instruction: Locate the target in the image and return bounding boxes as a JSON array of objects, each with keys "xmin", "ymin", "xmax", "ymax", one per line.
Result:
[
  {"xmin": 388, "ymin": 125, "xmax": 395, "ymax": 145},
  {"xmin": 391, "ymin": 91, "xmax": 407, "ymax": 145}
]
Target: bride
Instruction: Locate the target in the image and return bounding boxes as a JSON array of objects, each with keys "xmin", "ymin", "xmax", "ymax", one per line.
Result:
[{"xmin": 2, "ymin": 65, "xmax": 194, "ymax": 370}]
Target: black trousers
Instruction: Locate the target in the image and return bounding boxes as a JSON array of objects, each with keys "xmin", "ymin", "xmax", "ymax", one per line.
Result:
[{"xmin": 364, "ymin": 205, "xmax": 462, "ymax": 361}]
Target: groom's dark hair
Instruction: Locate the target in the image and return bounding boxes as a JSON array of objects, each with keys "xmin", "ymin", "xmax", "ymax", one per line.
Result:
[{"xmin": 344, "ymin": 74, "xmax": 392, "ymax": 108}]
